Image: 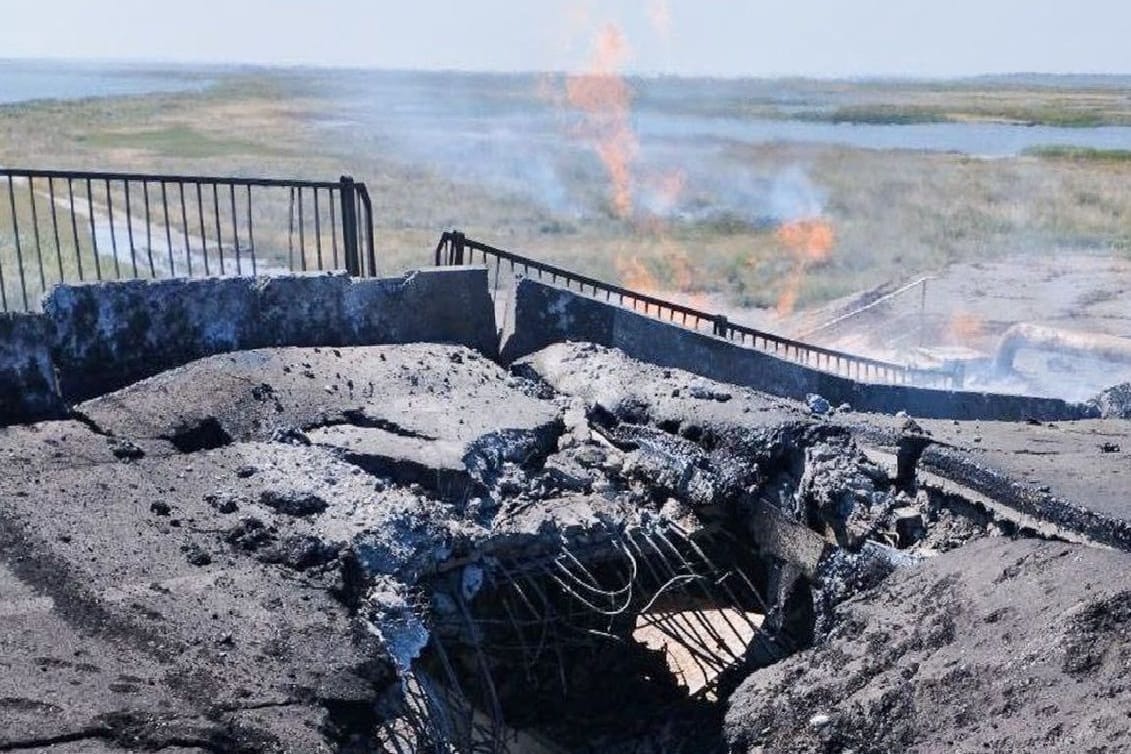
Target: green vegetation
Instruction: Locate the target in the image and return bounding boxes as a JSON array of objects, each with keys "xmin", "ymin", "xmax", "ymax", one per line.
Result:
[
  {"xmin": 78, "ymin": 126, "xmax": 289, "ymax": 159},
  {"xmin": 796, "ymin": 105, "xmax": 951, "ymax": 125},
  {"xmin": 1024, "ymin": 145, "xmax": 1131, "ymax": 162}
]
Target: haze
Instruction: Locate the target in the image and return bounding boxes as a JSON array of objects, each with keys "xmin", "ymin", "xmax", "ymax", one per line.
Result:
[{"xmin": 1, "ymin": 0, "xmax": 1128, "ymax": 78}]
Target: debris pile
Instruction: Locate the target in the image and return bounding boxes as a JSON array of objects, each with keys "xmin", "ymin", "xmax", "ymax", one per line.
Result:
[{"xmin": 2, "ymin": 340, "xmax": 1129, "ymax": 752}]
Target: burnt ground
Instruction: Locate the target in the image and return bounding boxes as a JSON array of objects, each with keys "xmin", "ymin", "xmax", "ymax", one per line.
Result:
[{"xmin": 1, "ymin": 341, "xmax": 1130, "ymax": 752}]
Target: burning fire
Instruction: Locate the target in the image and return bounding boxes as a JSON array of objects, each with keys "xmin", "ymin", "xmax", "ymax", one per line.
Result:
[
  {"xmin": 775, "ymin": 218, "xmax": 835, "ymax": 316},
  {"xmin": 615, "ymin": 238, "xmax": 710, "ymax": 313},
  {"xmin": 616, "ymin": 255, "xmax": 658, "ymax": 293},
  {"xmin": 565, "ymin": 23, "xmax": 637, "ymax": 219}
]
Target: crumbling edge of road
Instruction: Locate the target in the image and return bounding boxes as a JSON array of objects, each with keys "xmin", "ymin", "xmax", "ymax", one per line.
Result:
[{"xmin": 0, "ymin": 266, "xmax": 1096, "ymax": 427}]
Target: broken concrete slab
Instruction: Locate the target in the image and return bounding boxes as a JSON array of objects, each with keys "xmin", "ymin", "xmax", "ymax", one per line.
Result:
[
  {"xmin": 838, "ymin": 411, "xmax": 1131, "ymax": 550},
  {"xmin": 78, "ymin": 343, "xmax": 558, "ymax": 444},
  {"xmin": 748, "ymin": 500, "xmax": 831, "ymax": 579},
  {"xmin": 726, "ymin": 538, "xmax": 1131, "ymax": 754}
]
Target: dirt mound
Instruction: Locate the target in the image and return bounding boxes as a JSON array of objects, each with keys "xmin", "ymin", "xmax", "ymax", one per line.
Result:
[{"xmin": 725, "ymin": 537, "xmax": 1131, "ymax": 754}]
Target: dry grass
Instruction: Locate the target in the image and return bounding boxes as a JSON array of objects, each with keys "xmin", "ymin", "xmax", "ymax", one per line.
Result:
[{"xmin": 2, "ymin": 71, "xmax": 1129, "ymax": 315}]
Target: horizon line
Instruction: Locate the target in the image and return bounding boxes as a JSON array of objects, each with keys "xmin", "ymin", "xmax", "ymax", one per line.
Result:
[{"xmin": 2, "ymin": 55, "xmax": 1130, "ymax": 83}]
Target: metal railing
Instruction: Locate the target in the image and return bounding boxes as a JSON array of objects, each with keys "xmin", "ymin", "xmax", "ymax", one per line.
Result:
[
  {"xmin": 436, "ymin": 231, "xmax": 963, "ymax": 389},
  {"xmin": 0, "ymin": 168, "xmax": 376, "ymax": 311}
]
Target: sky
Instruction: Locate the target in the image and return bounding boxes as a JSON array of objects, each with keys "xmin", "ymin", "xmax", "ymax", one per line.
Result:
[{"xmin": 0, "ymin": 0, "xmax": 1128, "ymax": 78}]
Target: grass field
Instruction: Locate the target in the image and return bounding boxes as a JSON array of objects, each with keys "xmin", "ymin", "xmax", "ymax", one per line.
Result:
[{"xmin": 1, "ymin": 69, "xmax": 1129, "ymax": 319}]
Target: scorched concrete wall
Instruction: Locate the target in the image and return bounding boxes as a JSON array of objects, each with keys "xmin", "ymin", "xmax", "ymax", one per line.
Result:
[
  {"xmin": 501, "ymin": 276, "xmax": 1089, "ymax": 422},
  {"xmin": 0, "ymin": 267, "xmax": 496, "ymax": 424}
]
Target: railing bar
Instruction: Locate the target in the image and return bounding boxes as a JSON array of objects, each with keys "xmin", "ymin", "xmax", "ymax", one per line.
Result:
[
  {"xmin": 246, "ymin": 185, "xmax": 256, "ymax": 276},
  {"xmin": 353, "ymin": 190, "xmax": 362, "ymax": 273},
  {"xmin": 48, "ymin": 178, "xmax": 64, "ymax": 282},
  {"xmin": 0, "ymin": 183, "xmax": 7, "ymax": 310},
  {"xmin": 67, "ymin": 178, "xmax": 84, "ymax": 282},
  {"xmin": 179, "ymin": 182, "xmax": 192, "ymax": 278},
  {"xmin": 364, "ymin": 188, "xmax": 375, "ymax": 276},
  {"xmin": 142, "ymin": 181, "xmax": 155, "ymax": 278},
  {"xmin": 161, "ymin": 182, "xmax": 175, "ymax": 278},
  {"xmin": 212, "ymin": 184, "xmax": 224, "ymax": 276},
  {"xmin": 28, "ymin": 178, "xmax": 46, "ymax": 292},
  {"xmin": 124, "ymin": 181, "xmax": 138, "ymax": 278},
  {"xmin": 313, "ymin": 187, "xmax": 323, "ymax": 270},
  {"xmin": 328, "ymin": 190, "xmax": 338, "ymax": 269},
  {"xmin": 229, "ymin": 183, "xmax": 241, "ymax": 276},
  {"xmin": 195, "ymin": 183, "xmax": 210, "ymax": 277},
  {"xmin": 86, "ymin": 178, "xmax": 101, "ymax": 281},
  {"xmin": 297, "ymin": 187, "xmax": 306, "ymax": 272},
  {"xmin": 6, "ymin": 175, "xmax": 27, "ymax": 310},
  {"xmin": 0, "ymin": 168, "xmax": 348, "ymax": 190},
  {"xmin": 287, "ymin": 187, "xmax": 295, "ymax": 272}
]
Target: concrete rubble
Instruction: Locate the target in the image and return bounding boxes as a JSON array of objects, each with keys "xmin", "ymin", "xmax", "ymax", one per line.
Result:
[{"xmin": 2, "ymin": 339, "xmax": 1131, "ymax": 752}]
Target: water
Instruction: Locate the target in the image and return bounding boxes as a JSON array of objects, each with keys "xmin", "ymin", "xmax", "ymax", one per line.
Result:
[
  {"xmin": 0, "ymin": 60, "xmax": 210, "ymax": 105},
  {"xmin": 634, "ymin": 113, "xmax": 1131, "ymax": 158},
  {"xmin": 313, "ymin": 70, "xmax": 1131, "ymax": 221}
]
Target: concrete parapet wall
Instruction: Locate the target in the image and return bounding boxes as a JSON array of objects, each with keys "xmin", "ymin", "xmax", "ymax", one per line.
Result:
[
  {"xmin": 502, "ymin": 276, "xmax": 1089, "ymax": 422},
  {"xmin": 0, "ymin": 313, "xmax": 68, "ymax": 422},
  {"xmin": 0, "ymin": 266, "xmax": 496, "ymax": 424}
]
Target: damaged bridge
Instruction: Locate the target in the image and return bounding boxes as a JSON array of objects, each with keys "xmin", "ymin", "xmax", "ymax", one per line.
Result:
[{"xmin": 1, "ymin": 259, "xmax": 1130, "ymax": 752}]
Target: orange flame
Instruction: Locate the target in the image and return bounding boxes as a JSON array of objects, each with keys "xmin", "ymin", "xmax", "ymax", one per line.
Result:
[
  {"xmin": 565, "ymin": 23, "xmax": 637, "ymax": 219},
  {"xmin": 775, "ymin": 218, "xmax": 835, "ymax": 316},
  {"xmin": 616, "ymin": 240, "xmax": 711, "ymax": 313},
  {"xmin": 616, "ymin": 255, "xmax": 658, "ymax": 311}
]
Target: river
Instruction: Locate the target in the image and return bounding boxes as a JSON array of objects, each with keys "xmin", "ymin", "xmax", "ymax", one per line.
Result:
[{"xmin": 0, "ymin": 60, "xmax": 211, "ymax": 105}]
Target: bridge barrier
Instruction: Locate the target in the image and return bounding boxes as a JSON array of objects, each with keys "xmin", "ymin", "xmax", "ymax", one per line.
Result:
[
  {"xmin": 501, "ymin": 274, "xmax": 1091, "ymax": 422},
  {"xmin": 0, "ymin": 266, "xmax": 496, "ymax": 424}
]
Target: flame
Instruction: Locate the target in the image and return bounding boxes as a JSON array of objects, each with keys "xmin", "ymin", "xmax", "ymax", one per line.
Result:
[
  {"xmin": 616, "ymin": 240, "xmax": 711, "ymax": 313},
  {"xmin": 775, "ymin": 218, "xmax": 835, "ymax": 316},
  {"xmin": 565, "ymin": 23, "xmax": 637, "ymax": 219},
  {"xmin": 616, "ymin": 255, "xmax": 658, "ymax": 292}
]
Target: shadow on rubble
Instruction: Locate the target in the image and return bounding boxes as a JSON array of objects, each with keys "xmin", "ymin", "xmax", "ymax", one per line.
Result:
[{"xmin": 377, "ymin": 524, "xmax": 782, "ymax": 754}]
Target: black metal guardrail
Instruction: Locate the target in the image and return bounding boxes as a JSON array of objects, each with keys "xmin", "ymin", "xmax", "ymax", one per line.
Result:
[
  {"xmin": 0, "ymin": 169, "xmax": 376, "ymax": 312},
  {"xmin": 435, "ymin": 230, "xmax": 964, "ymax": 389}
]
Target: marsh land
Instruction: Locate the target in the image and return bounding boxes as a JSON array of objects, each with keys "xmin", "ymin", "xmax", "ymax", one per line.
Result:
[{"xmin": 1, "ymin": 64, "xmax": 1128, "ymax": 358}]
